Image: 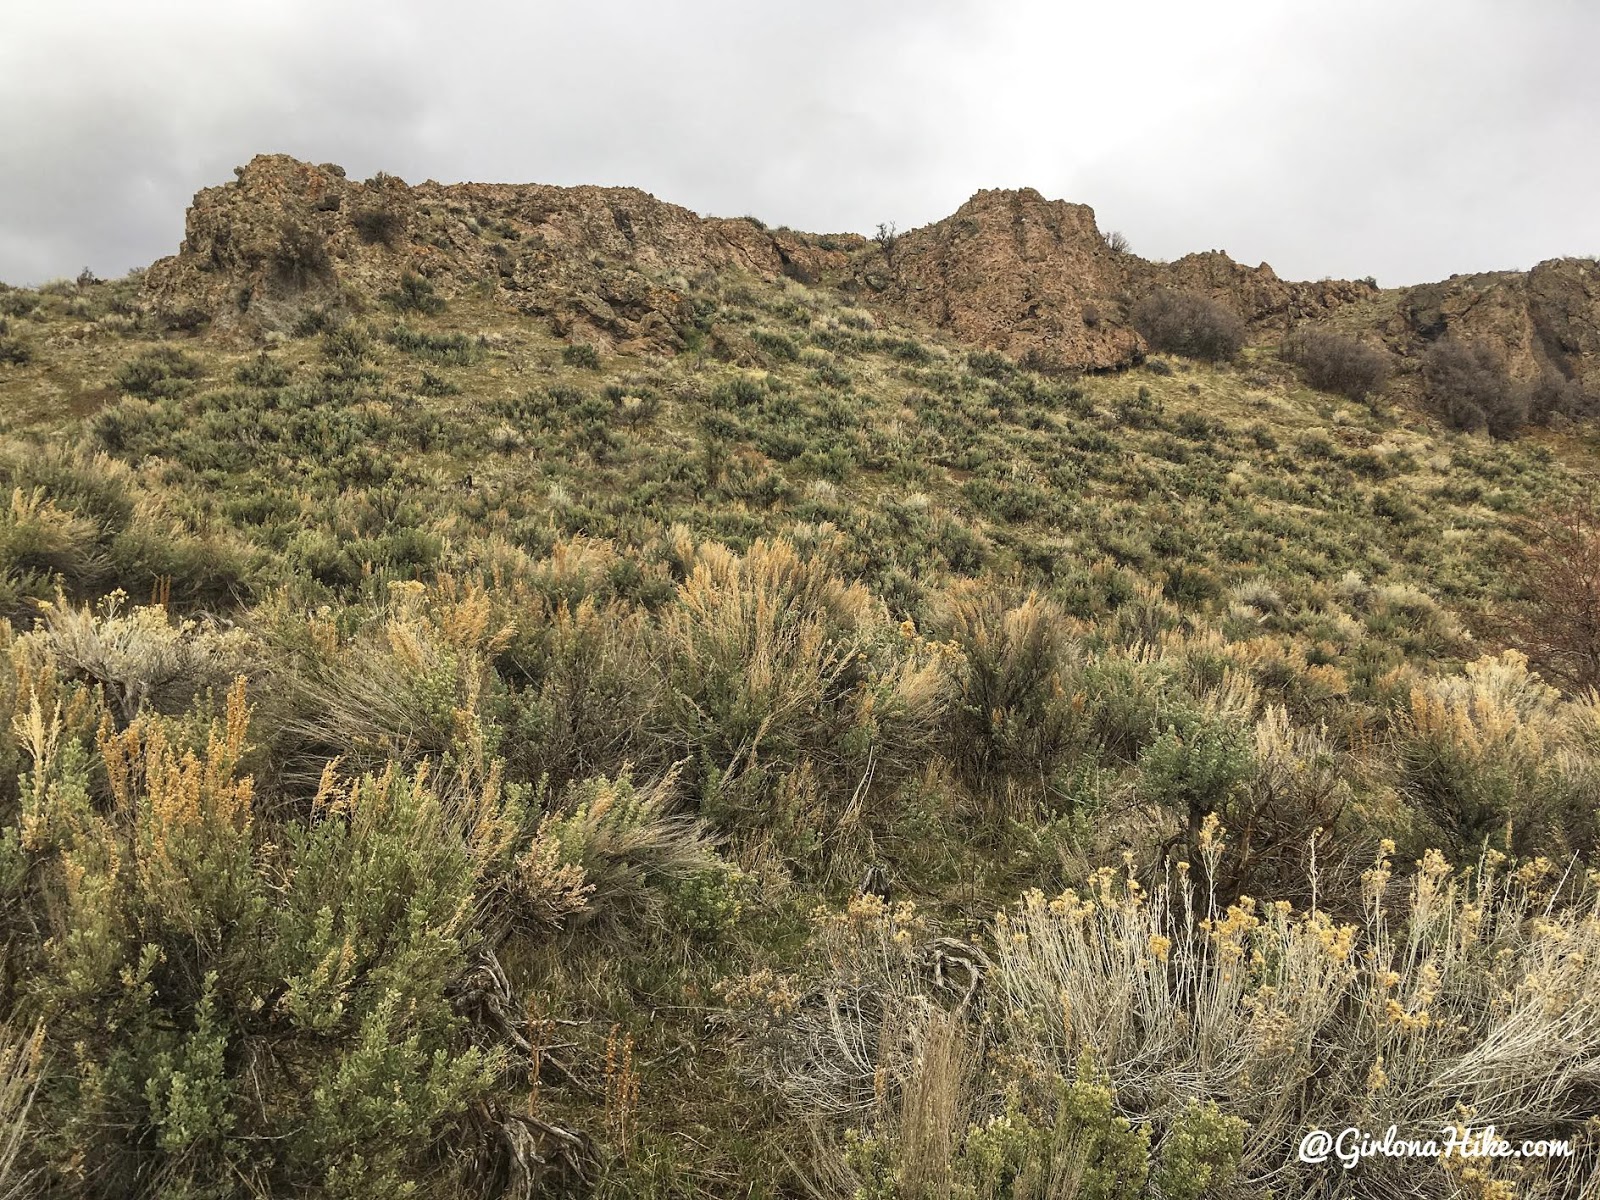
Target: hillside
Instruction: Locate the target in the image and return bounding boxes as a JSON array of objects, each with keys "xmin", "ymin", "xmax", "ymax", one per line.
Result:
[{"xmin": 1, "ymin": 158, "xmax": 1599, "ymax": 1199}]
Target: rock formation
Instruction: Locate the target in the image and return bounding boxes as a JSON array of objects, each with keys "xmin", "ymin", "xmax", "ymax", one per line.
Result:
[
  {"xmin": 144, "ymin": 155, "xmax": 861, "ymax": 352},
  {"xmin": 1379, "ymin": 258, "xmax": 1600, "ymax": 386},
  {"xmin": 845, "ymin": 187, "xmax": 1381, "ymax": 372},
  {"xmin": 144, "ymin": 155, "xmax": 1600, "ymax": 391}
]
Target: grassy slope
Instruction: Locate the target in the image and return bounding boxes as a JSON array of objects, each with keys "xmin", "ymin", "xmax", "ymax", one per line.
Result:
[{"xmin": 2, "ymin": 265, "xmax": 1599, "ymax": 1198}]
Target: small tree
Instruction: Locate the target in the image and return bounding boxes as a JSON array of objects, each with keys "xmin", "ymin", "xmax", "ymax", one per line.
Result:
[
  {"xmin": 873, "ymin": 221, "xmax": 901, "ymax": 275},
  {"xmin": 1104, "ymin": 230, "xmax": 1132, "ymax": 255}
]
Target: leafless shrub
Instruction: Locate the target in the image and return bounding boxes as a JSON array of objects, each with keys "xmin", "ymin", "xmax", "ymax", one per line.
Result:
[
  {"xmin": 1423, "ymin": 338, "xmax": 1527, "ymax": 438},
  {"xmin": 1132, "ymin": 289, "xmax": 1245, "ymax": 363},
  {"xmin": 1509, "ymin": 503, "xmax": 1600, "ymax": 693},
  {"xmin": 873, "ymin": 222, "xmax": 900, "ymax": 275},
  {"xmin": 1281, "ymin": 326, "xmax": 1391, "ymax": 403}
]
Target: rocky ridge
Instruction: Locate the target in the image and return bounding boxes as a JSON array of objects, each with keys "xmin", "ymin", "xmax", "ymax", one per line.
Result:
[
  {"xmin": 145, "ymin": 155, "xmax": 1600, "ymax": 389},
  {"xmin": 144, "ymin": 155, "xmax": 861, "ymax": 355}
]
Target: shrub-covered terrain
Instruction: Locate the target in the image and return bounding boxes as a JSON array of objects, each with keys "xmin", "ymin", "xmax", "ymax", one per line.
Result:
[{"xmin": 1, "ymin": 258, "xmax": 1598, "ymax": 1199}]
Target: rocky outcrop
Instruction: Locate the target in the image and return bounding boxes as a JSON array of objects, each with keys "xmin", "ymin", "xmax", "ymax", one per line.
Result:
[
  {"xmin": 1150, "ymin": 252, "xmax": 1375, "ymax": 331},
  {"xmin": 848, "ymin": 187, "xmax": 1379, "ymax": 372},
  {"xmin": 144, "ymin": 155, "xmax": 861, "ymax": 351},
  {"xmin": 1380, "ymin": 259, "xmax": 1600, "ymax": 387},
  {"xmin": 849, "ymin": 188, "xmax": 1142, "ymax": 372},
  {"xmin": 144, "ymin": 157, "xmax": 1600, "ymax": 390}
]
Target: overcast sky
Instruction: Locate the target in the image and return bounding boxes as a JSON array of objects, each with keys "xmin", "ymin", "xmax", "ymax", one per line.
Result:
[{"xmin": 2, "ymin": 1, "xmax": 1596, "ymax": 288}]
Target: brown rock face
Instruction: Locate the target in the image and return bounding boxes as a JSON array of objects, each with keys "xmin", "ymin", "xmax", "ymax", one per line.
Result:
[
  {"xmin": 851, "ymin": 187, "xmax": 1377, "ymax": 372},
  {"xmin": 1149, "ymin": 252, "xmax": 1375, "ymax": 330},
  {"xmin": 144, "ymin": 154, "xmax": 860, "ymax": 350},
  {"xmin": 1384, "ymin": 259, "xmax": 1600, "ymax": 388},
  {"xmin": 852, "ymin": 188, "xmax": 1142, "ymax": 371},
  {"xmin": 144, "ymin": 158, "xmax": 1600, "ymax": 392}
]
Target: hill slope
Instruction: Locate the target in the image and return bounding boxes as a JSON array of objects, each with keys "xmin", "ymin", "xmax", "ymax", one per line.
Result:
[{"xmin": 0, "ymin": 160, "xmax": 1598, "ymax": 1199}]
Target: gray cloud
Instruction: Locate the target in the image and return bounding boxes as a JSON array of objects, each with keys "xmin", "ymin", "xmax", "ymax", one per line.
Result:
[{"xmin": 3, "ymin": 0, "xmax": 1596, "ymax": 287}]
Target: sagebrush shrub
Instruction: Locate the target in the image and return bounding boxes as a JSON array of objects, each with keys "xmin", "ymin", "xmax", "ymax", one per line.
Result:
[
  {"xmin": 927, "ymin": 584, "xmax": 1083, "ymax": 807},
  {"xmin": 530, "ymin": 769, "xmax": 727, "ymax": 935},
  {"xmin": 21, "ymin": 593, "xmax": 256, "ymax": 723},
  {"xmin": 13, "ymin": 681, "xmax": 503, "ymax": 1195},
  {"xmin": 385, "ymin": 323, "xmax": 480, "ymax": 365},
  {"xmin": 0, "ymin": 489, "xmax": 102, "ymax": 618},
  {"xmin": 0, "ymin": 1020, "xmax": 44, "ymax": 1197},
  {"xmin": 1392, "ymin": 650, "xmax": 1585, "ymax": 855},
  {"xmin": 740, "ymin": 832, "xmax": 1600, "ymax": 1200},
  {"xmin": 115, "ymin": 347, "xmax": 204, "ymax": 399},
  {"xmin": 350, "ymin": 204, "xmax": 405, "ymax": 247},
  {"xmin": 653, "ymin": 535, "xmax": 948, "ymax": 859},
  {"xmin": 563, "ymin": 342, "xmax": 601, "ymax": 369},
  {"xmin": 0, "ymin": 336, "xmax": 30, "ymax": 366},
  {"xmin": 382, "ymin": 272, "xmax": 445, "ymax": 314},
  {"xmin": 498, "ymin": 594, "xmax": 660, "ymax": 788}
]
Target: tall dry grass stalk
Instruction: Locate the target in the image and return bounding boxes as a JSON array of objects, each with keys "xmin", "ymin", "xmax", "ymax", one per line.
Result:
[{"xmin": 0, "ymin": 1022, "xmax": 44, "ymax": 1200}]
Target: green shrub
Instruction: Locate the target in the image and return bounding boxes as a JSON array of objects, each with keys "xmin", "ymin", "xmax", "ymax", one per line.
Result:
[
  {"xmin": 531, "ymin": 770, "xmax": 725, "ymax": 935},
  {"xmin": 381, "ymin": 272, "xmax": 445, "ymax": 314},
  {"xmin": 952, "ymin": 1073, "xmax": 1150, "ymax": 1200},
  {"xmin": 1138, "ymin": 706, "xmax": 1255, "ymax": 854},
  {"xmin": 0, "ymin": 487, "xmax": 103, "ymax": 617},
  {"xmin": 563, "ymin": 342, "xmax": 601, "ymax": 369},
  {"xmin": 751, "ymin": 329, "xmax": 800, "ymax": 361},
  {"xmin": 1392, "ymin": 651, "xmax": 1576, "ymax": 854},
  {"xmin": 384, "ymin": 324, "xmax": 481, "ymax": 366},
  {"xmin": 0, "ymin": 291, "xmax": 38, "ymax": 318},
  {"xmin": 930, "ymin": 585, "xmax": 1083, "ymax": 807},
  {"xmin": 1152, "ymin": 1099, "xmax": 1247, "ymax": 1200},
  {"xmin": 291, "ymin": 305, "xmax": 344, "ymax": 336},
  {"xmin": 115, "ymin": 348, "xmax": 204, "ymax": 399},
  {"xmin": 966, "ymin": 349, "xmax": 1015, "ymax": 380},
  {"xmin": 499, "ymin": 595, "xmax": 660, "ymax": 788},
  {"xmin": 15, "ymin": 685, "xmax": 502, "ymax": 1196},
  {"xmin": 235, "ymin": 353, "xmax": 291, "ymax": 388}
]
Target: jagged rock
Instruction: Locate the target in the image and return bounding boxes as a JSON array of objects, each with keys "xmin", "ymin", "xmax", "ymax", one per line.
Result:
[
  {"xmin": 855, "ymin": 187, "xmax": 1143, "ymax": 372},
  {"xmin": 1149, "ymin": 250, "xmax": 1375, "ymax": 331},
  {"xmin": 143, "ymin": 157, "xmax": 1600, "ymax": 392},
  {"xmin": 144, "ymin": 154, "xmax": 860, "ymax": 349},
  {"xmin": 1385, "ymin": 258, "xmax": 1600, "ymax": 388},
  {"xmin": 848, "ymin": 188, "xmax": 1379, "ymax": 373}
]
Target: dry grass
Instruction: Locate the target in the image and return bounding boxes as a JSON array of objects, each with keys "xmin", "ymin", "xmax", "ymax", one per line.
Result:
[{"xmin": 0, "ymin": 1022, "xmax": 44, "ymax": 1200}]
